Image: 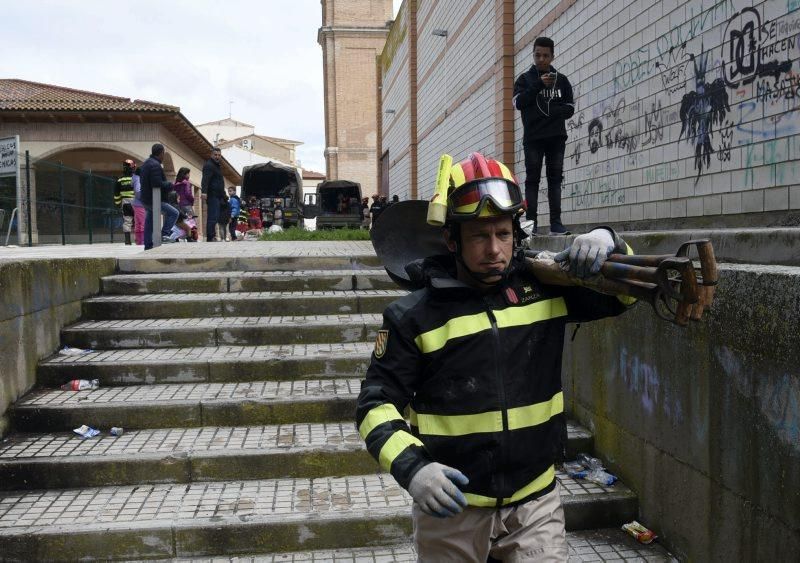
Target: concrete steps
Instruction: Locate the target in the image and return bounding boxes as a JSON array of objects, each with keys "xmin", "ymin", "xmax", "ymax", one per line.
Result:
[
  {"xmin": 81, "ymin": 290, "xmax": 405, "ymax": 319},
  {"xmin": 37, "ymin": 343, "xmax": 373, "ymax": 386},
  {"xmin": 0, "ymin": 422, "xmax": 592, "ymax": 490},
  {"xmin": 11, "ymin": 379, "xmax": 362, "ymax": 432},
  {"xmin": 61, "ymin": 314, "xmax": 383, "ymax": 349},
  {"xmin": 147, "ymin": 530, "xmax": 677, "ymax": 562},
  {"xmin": 101, "ymin": 269, "xmax": 396, "ymax": 294},
  {"xmin": 1, "ymin": 252, "xmax": 674, "ymax": 560},
  {"xmin": 0, "ymin": 474, "xmax": 639, "ymax": 561}
]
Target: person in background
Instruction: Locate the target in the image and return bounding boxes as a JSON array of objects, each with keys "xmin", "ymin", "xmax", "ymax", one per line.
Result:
[
  {"xmin": 173, "ymin": 167, "xmax": 195, "ymax": 218},
  {"xmin": 361, "ymin": 197, "xmax": 371, "ymax": 229},
  {"xmin": 113, "ymin": 159, "xmax": 136, "ymax": 245},
  {"xmin": 513, "ymin": 36, "xmax": 575, "ymax": 235},
  {"xmin": 273, "ymin": 199, "xmax": 284, "ymax": 228},
  {"xmin": 132, "ymin": 165, "xmax": 146, "ymax": 245},
  {"xmin": 140, "ymin": 143, "xmax": 178, "ymax": 250},
  {"xmin": 227, "ymin": 186, "xmax": 241, "ymax": 241},
  {"xmin": 370, "ymin": 194, "xmax": 384, "ymax": 225},
  {"xmin": 201, "ymin": 147, "xmax": 226, "ymax": 242},
  {"xmin": 390, "ymin": 194, "xmax": 400, "ymax": 205},
  {"xmin": 247, "ymin": 195, "xmax": 262, "ymax": 229},
  {"xmin": 217, "ymin": 192, "xmax": 231, "ymax": 241}
]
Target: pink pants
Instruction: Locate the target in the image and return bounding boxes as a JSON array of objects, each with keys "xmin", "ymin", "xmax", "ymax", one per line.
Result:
[{"xmin": 133, "ymin": 205, "xmax": 146, "ymax": 245}]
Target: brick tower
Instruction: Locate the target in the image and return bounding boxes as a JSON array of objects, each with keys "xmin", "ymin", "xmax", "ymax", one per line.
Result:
[{"xmin": 318, "ymin": 0, "xmax": 392, "ymax": 196}]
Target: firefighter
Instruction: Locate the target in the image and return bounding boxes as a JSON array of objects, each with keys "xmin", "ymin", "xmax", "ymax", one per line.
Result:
[
  {"xmin": 114, "ymin": 159, "xmax": 136, "ymax": 245},
  {"xmin": 356, "ymin": 152, "xmax": 634, "ymax": 561}
]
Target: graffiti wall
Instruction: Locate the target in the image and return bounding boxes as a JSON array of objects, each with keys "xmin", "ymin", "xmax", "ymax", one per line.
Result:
[{"xmin": 514, "ymin": 0, "xmax": 800, "ymax": 228}]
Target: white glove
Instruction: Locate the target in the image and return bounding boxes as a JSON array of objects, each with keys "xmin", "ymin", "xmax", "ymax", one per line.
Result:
[
  {"xmin": 554, "ymin": 228, "xmax": 615, "ymax": 278},
  {"xmin": 408, "ymin": 462, "xmax": 469, "ymax": 518}
]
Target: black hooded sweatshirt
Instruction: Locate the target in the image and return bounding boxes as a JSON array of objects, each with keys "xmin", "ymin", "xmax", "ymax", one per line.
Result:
[{"xmin": 513, "ymin": 64, "xmax": 575, "ymax": 145}]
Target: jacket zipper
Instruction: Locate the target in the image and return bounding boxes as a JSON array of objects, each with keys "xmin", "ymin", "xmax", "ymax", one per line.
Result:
[{"xmin": 486, "ymin": 306, "xmax": 507, "ymax": 507}]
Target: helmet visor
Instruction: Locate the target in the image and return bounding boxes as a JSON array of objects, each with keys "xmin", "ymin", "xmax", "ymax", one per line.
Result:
[{"xmin": 447, "ymin": 178, "xmax": 523, "ymax": 220}]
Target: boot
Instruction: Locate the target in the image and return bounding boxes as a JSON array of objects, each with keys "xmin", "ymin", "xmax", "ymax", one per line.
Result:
[{"xmin": 124, "ymin": 232, "xmax": 132, "ymax": 245}]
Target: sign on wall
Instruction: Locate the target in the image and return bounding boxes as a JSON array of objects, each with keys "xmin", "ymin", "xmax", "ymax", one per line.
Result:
[{"xmin": 0, "ymin": 136, "xmax": 18, "ymax": 176}]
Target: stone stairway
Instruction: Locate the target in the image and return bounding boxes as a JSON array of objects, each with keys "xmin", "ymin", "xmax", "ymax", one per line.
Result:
[{"xmin": 0, "ymin": 250, "xmax": 676, "ymax": 561}]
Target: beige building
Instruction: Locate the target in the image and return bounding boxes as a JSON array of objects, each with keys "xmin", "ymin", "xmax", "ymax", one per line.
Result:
[
  {"xmin": 0, "ymin": 79, "xmax": 240, "ymax": 243},
  {"xmin": 197, "ymin": 118, "xmax": 302, "ymax": 168},
  {"xmin": 318, "ymin": 0, "xmax": 393, "ymax": 196}
]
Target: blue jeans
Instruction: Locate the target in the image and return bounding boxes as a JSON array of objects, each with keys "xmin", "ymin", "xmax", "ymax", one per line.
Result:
[
  {"xmin": 143, "ymin": 202, "xmax": 179, "ymax": 250},
  {"xmin": 523, "ymin": 138, "xmax": 566, "ymax": 225}
]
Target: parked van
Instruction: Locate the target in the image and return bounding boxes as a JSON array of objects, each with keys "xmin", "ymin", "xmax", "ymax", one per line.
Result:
[
  {"xmin": 241, "ymin": 161, "xmax": 304, "ymax": 228},
  {"xmin": 311, "ymin": 180, "xmax": 363, "ymax": 229}
]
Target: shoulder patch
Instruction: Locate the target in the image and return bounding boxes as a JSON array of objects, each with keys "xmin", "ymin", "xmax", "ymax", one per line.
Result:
[{"xmin": 374, "ymin": 330, "xmax": 389, "ymax": 358}]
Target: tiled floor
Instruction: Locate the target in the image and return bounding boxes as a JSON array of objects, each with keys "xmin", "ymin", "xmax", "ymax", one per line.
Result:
[
  {"xmin": 84, "ymin": 290, "xmax": 405, "ymax": 303},
  {"xmin": 66, "ymin": 315, "xmax": 383, "ymax": 331}
]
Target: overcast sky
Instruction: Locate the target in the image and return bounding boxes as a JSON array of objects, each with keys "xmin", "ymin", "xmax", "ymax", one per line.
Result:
[{"xmin": 5, "ymin": 0, "xmax": 402, "ymax": 173}]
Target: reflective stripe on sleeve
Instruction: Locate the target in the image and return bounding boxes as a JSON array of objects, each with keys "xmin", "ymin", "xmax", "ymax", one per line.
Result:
[
  {"xmin": 617, "ymin": 243, "xmax": 637, "ymax": 305},
  {"xmin": 507, "ymin": 392, "xmax": 563, "ymax": 430},
  {"xmin": 358, "ymin": 403, "xmax": 405, "ymax": 440},
  {"xmin": 463, "ymin": 465, "xmax": 556, "ymax": 507},
  {"xmin": 378, "ymin": 430, "xmax": 424, "ymax": 472}
]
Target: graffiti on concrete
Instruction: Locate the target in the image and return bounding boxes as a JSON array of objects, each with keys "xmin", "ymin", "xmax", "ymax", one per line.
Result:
[
  {"xmin": 567, "ymin": 173, "xmax": 625, "ymax": 209},
  {"xmin": 571, "ymin": 142, "xmax": 581, "ymax": 166},
  {"xmin": 567, "ymin": 112, "xmax": 585, "ymax": 132},
  {"xmin": 723, "ymin": 7, "xmax": 794, "ymax": 88},
  {"xmin": 587, "ymin": 118, "xmax": 603, "ymax": 154},
  {"xmin": 715, "ymin": 346, "xmax": 800, "ymax": 451},
  {"xmin": 679, "ymin": 48, "xmax": 730, "ymax": 180},
  {"xmin": 718, "ymin": 121, "xmax": 734, "ymax": 162},
  {"xmin": 642, "ymin": 100, "xmax": 665, "ymax": 148},
  {"xmin": 654, "ymin": 43, "xmax": 693, "ymax": 96},
  {"xmin": 618, "ymin": 347, "xmax": 685, "ymax": 423},
  {"xmin": 644, "ymin": 162, "xmax": 681, "ymax": 184},
  {"xmin": 655, "ymin": 0, "xmax": 735, "ymax": 57},
  {"xmin": 756, "ymin": 71, "xmax": 800, "ymax": 107},
  {"xmin": 597, "ymin": 97, "xmax": 639, "ymax": 154}
]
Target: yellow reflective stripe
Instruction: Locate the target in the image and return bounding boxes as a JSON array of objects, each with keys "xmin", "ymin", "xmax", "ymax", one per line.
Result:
[
  {"xmin": 408, "ymin": 407, "xmax": 418, "ymax": 427},
  {"xmin": 414, "ymin": 312, "xmax": 492, "ymax": 353},
  {"xmin": 463, "ymin": 465, "xmax": 556, "ymax": 507},
  {"xmin": 359, "ymin": 404, "xmax": 405, "ymax": 440},
  {"xmin": 416, "ymin": 410, "xmax": 503, "ymax": 436},
  {"xmin": 493, "ymin": 297, "xmax": 567, "ymax": 328},
  {"xmin": 507, "ymin": 392, "xmax": 563, "ymax": 431},
  {"xmin": 378, "ymin": 430, "xmax": 424, "ymax": 472}
]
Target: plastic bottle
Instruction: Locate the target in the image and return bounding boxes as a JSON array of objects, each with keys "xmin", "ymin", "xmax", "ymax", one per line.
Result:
[{"xmin": 60, "ymin": 379, "xmax": 100, "ymax": 391}]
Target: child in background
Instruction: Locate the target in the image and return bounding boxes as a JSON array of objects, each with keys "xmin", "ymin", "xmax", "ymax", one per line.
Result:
[{"xmin": 173, "ymin": 167, "xmax": 195, "ymax": 217}]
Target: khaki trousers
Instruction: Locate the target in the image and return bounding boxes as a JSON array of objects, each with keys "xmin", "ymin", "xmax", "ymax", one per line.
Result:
[{"xmin": 413, "ymin": 483, "xmax": 567, "ymax": 563}]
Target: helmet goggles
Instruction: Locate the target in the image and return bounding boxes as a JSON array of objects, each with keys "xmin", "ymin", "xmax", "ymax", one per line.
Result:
[{"xmin": 447, "ymin": 177, "xmax": 523, "ymax": 221}]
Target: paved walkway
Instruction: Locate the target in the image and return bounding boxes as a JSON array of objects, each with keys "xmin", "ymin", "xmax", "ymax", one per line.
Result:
[{"xmin": 0, "ymin": 240, "xmax": 377, "ymax": 262}]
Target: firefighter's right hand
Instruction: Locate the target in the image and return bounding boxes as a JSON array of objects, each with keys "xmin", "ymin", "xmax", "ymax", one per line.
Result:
[{"xmin": 408, "ymin": 462, "xmax": 469, "ymax": 518}]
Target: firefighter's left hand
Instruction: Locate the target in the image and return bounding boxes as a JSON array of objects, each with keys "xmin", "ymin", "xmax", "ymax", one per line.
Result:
[{"xmin": 554, "ymin": 228, "xmax": 615, "ymax": 278}]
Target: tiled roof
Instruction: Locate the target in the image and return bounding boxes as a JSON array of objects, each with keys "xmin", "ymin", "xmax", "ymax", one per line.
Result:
[
  {"xmin": 302, "ymin": 170, "xmax": 326, "ymax": 179},
  {"xmin": 0, "ymin": 79, "xmax": 178, "ymax": 112}
]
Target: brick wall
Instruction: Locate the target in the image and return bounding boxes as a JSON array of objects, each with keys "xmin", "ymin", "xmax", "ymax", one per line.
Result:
[
  {"xmin": 319, "ymin": 0, "xmax": 392, "ymax": 196},
  {"xmin": 382, "ymin": 0, "xmax": 800, "ymax": 228}
]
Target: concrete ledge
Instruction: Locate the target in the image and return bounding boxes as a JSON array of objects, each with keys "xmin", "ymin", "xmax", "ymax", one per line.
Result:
[
  {"xmin": 531, "ymin": 227, "xmax": 800, "ymax": 266},
  {"xmin": 563, "ymin": 263, "xmax": 800, "ymax": 559},
  {"xmin": 0, "ymin": 258, "xmax": 117, "ymax": 438}
]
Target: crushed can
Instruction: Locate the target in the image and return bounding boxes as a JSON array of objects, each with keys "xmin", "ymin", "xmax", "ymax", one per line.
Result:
[{"xmin": 110, "ymin": 427, "xmax": 124, "ymax": 437}]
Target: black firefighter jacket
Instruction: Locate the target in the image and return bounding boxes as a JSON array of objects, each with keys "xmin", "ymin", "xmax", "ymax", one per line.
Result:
[
  {"xmin": 513, "ymin": 64, "xmax": 575, "ymax": 145},
  {"xmin": 356, "ymin": 253, "xmax": 631, "ymax": 508}
]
